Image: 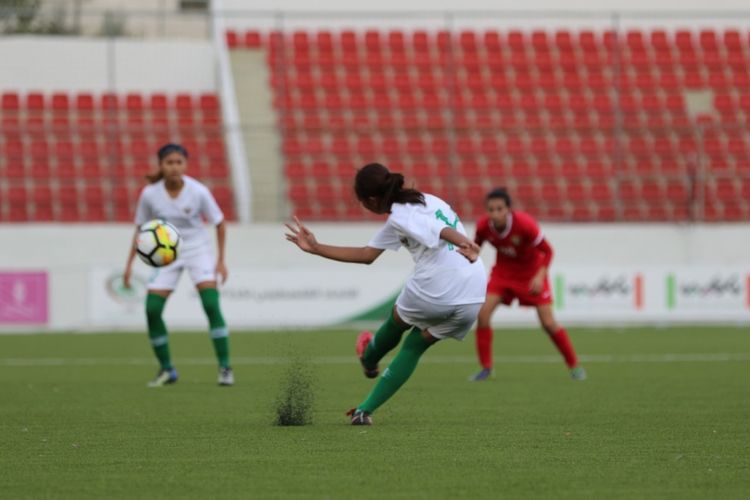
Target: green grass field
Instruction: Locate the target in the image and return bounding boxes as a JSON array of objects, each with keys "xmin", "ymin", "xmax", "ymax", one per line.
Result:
[{"xmin": 1, "ymin": 327, "xmax": 748, "ymax": 499}]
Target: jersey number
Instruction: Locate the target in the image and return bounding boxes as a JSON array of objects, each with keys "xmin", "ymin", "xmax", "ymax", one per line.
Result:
[{"xmin": 435, "ymin": 209, "xmax": 460, "ymax": 250}]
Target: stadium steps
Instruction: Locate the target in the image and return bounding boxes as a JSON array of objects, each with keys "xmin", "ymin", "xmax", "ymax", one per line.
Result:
[{"xmin": 229, "ymin": 49, "xmax": 286, "ymax": 222}]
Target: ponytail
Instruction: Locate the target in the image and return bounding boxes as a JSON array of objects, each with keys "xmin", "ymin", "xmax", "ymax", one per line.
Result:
[
  {"xmin": 355, "ymin": 163, "xmax": 425, "ymax": 213},
  {"xmin": 145, "ymin": 171, "xmax": 164, "ymax": 184}
]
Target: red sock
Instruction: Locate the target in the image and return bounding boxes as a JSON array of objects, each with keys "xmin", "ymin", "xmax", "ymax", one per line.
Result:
[
  {"xmin": 549, "ymin": 328, "xmax": 578, "ymax": 369},
  {"xmin": 475, "ymin": 327, "xmax": 493, "ymax": 369}
]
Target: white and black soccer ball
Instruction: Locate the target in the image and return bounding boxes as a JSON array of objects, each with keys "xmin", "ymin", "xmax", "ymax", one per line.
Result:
[{"xmin": 136, "ymin": 219, "xmax": 181, "ymax": 267}]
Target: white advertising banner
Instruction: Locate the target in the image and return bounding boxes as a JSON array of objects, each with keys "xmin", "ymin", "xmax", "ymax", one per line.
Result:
[
  {"xmin": 3, "ymin": 224, "xmax": 750, "ymax": 331},
  {"xmin": 88, "ymin": 266, "xmax": 750, "ymax": 330},
  {"xmin": 89, "ymin": 267, "xmax": 404, "ymax": 329}
]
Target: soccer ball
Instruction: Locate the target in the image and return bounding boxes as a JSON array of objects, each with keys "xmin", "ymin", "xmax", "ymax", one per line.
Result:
[{"xmin": 136, "ymin": 219, "xmax": 181, "ymax": 267}]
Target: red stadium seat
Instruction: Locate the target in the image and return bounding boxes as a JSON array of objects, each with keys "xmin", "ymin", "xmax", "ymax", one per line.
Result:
[
  {"xmin": 51, "ymin": 93, "xmax": 69, "ymax": 112},
  {"xmin": 26, "ymin": 92, "xmax": 45, "ymax": 111},
  {"xmin": 222, "ymin": 28, "xmax": 750, "ymax": 221},
  {"xmin": 2, "ymin": 92, "xmax": 20, "ymax": 111},
  {"xmin": 100, "ymin": 92, "xmax": 119, "ymax": 111},
  {"xmin": 244, "ymin": 31, "xmax": 262, "ymax": 48},
  {"xmin": 225, "ymin": 30, "xmax": 239, "ymax": 48}
]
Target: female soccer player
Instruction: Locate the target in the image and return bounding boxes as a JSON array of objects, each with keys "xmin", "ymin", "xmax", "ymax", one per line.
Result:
[
  {"xmin": 285, "ymin": 163, "xmax": 486, "ymax": 425},
  {"xmin": 123, "ymin": 143, "xmax": 233, "ymax": 387},
  {"xmin": 470, "ymin": 188, "xmax": 586, "ymax": 382}
]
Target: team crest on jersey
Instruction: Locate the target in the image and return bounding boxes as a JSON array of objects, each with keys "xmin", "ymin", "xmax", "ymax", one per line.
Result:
[{"xmin": 511, "ymin": 235, "xmax": 521, "ymax": 246}]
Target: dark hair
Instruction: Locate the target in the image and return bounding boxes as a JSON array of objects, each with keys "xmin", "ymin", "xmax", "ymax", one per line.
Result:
[
  {"xmin": 486, "ymin": 187, "xmax": 512, "ymax": 207},
  {"xmin": 147, "ymin": 143, "xmax": 189, "ymax": 183},
  {"xmin": 354, "ymin": 163, "xmax": 425, "ymax": 213}
]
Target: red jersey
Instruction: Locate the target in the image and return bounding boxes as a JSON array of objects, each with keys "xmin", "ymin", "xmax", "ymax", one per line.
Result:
[{"xmin": 475, "ymin": 211, "xmax": 552, "ymax": 281}]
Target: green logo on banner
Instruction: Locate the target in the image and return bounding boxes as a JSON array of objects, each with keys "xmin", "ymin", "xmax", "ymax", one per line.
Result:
[
  {"xmin": 666, "ymin": 274, "xmax": 676, "ymax": 309},
  {"xmin": 554, "ymin": 274, "xmax": 565, "ymax": 310}
]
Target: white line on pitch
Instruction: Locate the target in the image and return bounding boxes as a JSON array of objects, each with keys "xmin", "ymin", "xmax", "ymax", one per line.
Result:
[{"xmin": 0, "ymin": 353, "xmax": 749, "ymax": 367}]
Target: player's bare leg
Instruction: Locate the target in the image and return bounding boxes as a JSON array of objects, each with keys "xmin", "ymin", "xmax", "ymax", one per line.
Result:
[
  {"xmin": 146, "ymin": 289, "xmax": 179, "ymax": 387},
  {"xmin": 536, "ymin": 305, "xmax": 586, "ymax": 380},
  {"xmin": 470, "ymin": 294, "xmax": 503, "ymax": 381}
]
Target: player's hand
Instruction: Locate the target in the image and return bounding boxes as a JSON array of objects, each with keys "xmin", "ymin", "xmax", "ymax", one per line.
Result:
[
  {"xmin": 215, "ymin": 260, "xmax": 228, "ymax": 284},
  {"xmin": 123, "ymin": 265, "xmax": 132, "ymax": 289},
  {"xmin": 285, "ymin": 216, "xmax": 319, "ymax": 254},
  {"xmin": 529, "ymin": 272, "xmax": 545, "ymax": 295},
  {"xmin": 457, "ymin": 241, "xmax": 481, "ymax": 263}
]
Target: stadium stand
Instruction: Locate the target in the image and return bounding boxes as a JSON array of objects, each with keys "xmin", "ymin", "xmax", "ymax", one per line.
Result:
[
  {"xmin": 228, "ymin": 28, "xmax": 750, "ymax": 222},
  {"xmin": 0, "ymin": 92, "xmax": 235, "ymax": 222}
]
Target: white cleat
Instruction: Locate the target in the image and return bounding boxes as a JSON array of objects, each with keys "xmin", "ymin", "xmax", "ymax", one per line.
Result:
[
  {"xmin": 218, "ymin": 367, "xmax": 234, "ymax": 386},
  {"xmin": 570, "ymin": 366, "xmax": 587, "ymax": 381},
  {"xmin": 147, "ymin": 368, "xmax": 179, "ymax": 387}
]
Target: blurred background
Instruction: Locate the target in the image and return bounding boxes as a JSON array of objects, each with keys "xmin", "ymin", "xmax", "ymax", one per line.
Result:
[{"xmin": 1, "ymin": 0, "xmax": 749, "ymax": 331}]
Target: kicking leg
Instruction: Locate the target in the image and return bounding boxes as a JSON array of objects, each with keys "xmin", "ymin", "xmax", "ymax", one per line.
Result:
[
  {"xmin": 470, "ymin": 293, "xmax": 503, "ymax": 381},
  {"xmin": 358, "ymin": 307, "xmax": 411, "ymax": 378},
  {"xmin": 350, "ymin": 327, "xmax": 438, "ymax": 424},
  {"xmin": 146, "ymin": 290, "xmax": 179, "ymax": 387},
  {"xmin": 537, "ymin": 305, "xmax": 586, "ymax": 380}
]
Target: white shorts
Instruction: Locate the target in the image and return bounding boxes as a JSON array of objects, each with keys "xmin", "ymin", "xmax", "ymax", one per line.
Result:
[
  {"xmin": 148, "ymin": 247, "xmax": 216, "ymax": 290},
  {"xmin": 394, "ymin": 288, "xmax": 482, "ymax": 341}
]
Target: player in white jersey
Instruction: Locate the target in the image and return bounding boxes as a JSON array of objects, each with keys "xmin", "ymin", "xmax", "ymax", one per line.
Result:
[
  {"xmin": 286, "ymin": 163, "xmax": 486, "ymax": 425},
  {"xmin": 123, "ymin": 144, "xmax": 234, "ymax": 387}
]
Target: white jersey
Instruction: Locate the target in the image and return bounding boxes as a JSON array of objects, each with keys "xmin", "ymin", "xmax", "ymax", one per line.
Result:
[
  {"xmin": 368, "ymin": 194, "xmax": 486, "ymax": 306},
  {"xmin": 135, "ymin": 176, "xmax": 224, "ymax": 252}
]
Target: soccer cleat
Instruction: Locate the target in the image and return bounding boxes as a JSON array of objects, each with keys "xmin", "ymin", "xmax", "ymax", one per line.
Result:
[
  {"xmin": 218, "ymin": 367, "xmax": 234, "ymax": 386},
  {"xmin": 570, "ymin": 366, "xmax": 587, "ymax": 381},
  {"xmin": 346, "ymin": 408, "xmax": 372, "ymax": 426},
  {"xmin": 469, "ymin": 368, "xmax": 493, "ymax": 381},
  {"xmin": 147, "ymin": 368, "xmax": 179, "ymax": 387},
  {"xmin": 355, "ymin": 331, "xmax": 379, "ymax": 379}
]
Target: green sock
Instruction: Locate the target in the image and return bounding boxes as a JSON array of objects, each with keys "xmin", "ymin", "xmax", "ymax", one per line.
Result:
[
  {"xmin": 362, "ymin": 310, "xmax": 410, "ymax": 370},
  {"xmin": 358, "ymin": 328, "xmax": 433, "ymax": 414},
  {"xmin": 145, "ymin": 293, "xmax": 172, "ymax": 370},
  {"xmin": 199, "ymin": 288, "xmax": 230, "ymax": 369}
]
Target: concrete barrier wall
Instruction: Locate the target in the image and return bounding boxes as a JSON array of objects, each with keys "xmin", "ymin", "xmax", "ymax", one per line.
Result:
[
  {"xmin": 0, "ymin": 37, "xmax": 216, "ymax": 93},
  {"xmin": 1, "ymin": 223, "xmax": 749, "ymax": 331}
]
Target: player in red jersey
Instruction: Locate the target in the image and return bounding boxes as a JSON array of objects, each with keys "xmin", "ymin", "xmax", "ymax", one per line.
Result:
[{"xmin": 469, "ymin": 188, "xmax": 586, "ymax": 381}]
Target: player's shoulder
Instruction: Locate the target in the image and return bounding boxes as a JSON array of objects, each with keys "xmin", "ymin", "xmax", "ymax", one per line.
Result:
[
  {"xmin": 139, "ymin": 181, "xmax": 161, "ymax": 197},
  {"xmin": 388, "ymin": 192, "xmax": 434, "ymax": 227},
  {"xmin": 423, "ymin": 193, "xmax": 460, "ymax": 215},
  {"xmin": 512, "ymin": 210, "xmax": 539, "ymax": 227},
  {"xmin": 475, "ymin": 214, "xmax": 491, "ymax": 230},
  {"xmin": 183, "ymin": 176, "xmax": 212, "ymax": 194},
  {"xmin": 183, "ymin": 175, "xmax": 206, "ymax": 189}
]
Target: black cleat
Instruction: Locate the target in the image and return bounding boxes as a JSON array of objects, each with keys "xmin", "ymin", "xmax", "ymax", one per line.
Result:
[{"xmin": 346, "ymin": 408, "xmax": 373, "ymax": 426}]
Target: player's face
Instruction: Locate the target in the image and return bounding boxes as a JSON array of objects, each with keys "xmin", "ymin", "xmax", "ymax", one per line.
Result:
[
  {"xmin": 160, "ymin": 152, "xmax": 187, "ymax": 182},
  {"xmin": 486, "ymin": 198, "xmax": 510, "ymax": 226}
]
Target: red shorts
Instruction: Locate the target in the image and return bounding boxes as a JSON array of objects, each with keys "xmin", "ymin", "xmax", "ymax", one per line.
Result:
[{"xmin": 487, "ymin": 274, "xmax": 553, "ymax": 307}]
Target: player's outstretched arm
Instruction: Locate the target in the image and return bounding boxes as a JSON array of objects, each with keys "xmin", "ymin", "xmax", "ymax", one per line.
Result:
[
  {"xmin": 285, "ymin": 217, "xmax": 384, "ymax": 264},
  {"xmin": 215, "ymin": 221, "xmax": 228, "ymax": 283},
  {"xmin": 440, "ymin": 227, "xmax": 481, "ymax": 263}
]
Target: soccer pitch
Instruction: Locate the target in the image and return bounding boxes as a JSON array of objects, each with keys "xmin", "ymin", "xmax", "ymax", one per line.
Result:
[{"xmin": 1, "ymin": 327, "xmax": 748, "ymax": 499}]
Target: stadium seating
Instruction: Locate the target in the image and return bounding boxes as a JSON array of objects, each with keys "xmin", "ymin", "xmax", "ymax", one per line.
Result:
[
  {"xmin": 0, "ymin": 92, "xmax": 234, "ymax": 222},
  {"xmin": 228, "ymin": 28, "xmax": 750, "ymax": 222}
]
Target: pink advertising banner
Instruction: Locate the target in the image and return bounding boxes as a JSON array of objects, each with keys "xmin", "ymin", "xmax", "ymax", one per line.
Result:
[{"xmin": 0, "ymin": 272, "xmax": 49, "ymax": 324}]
